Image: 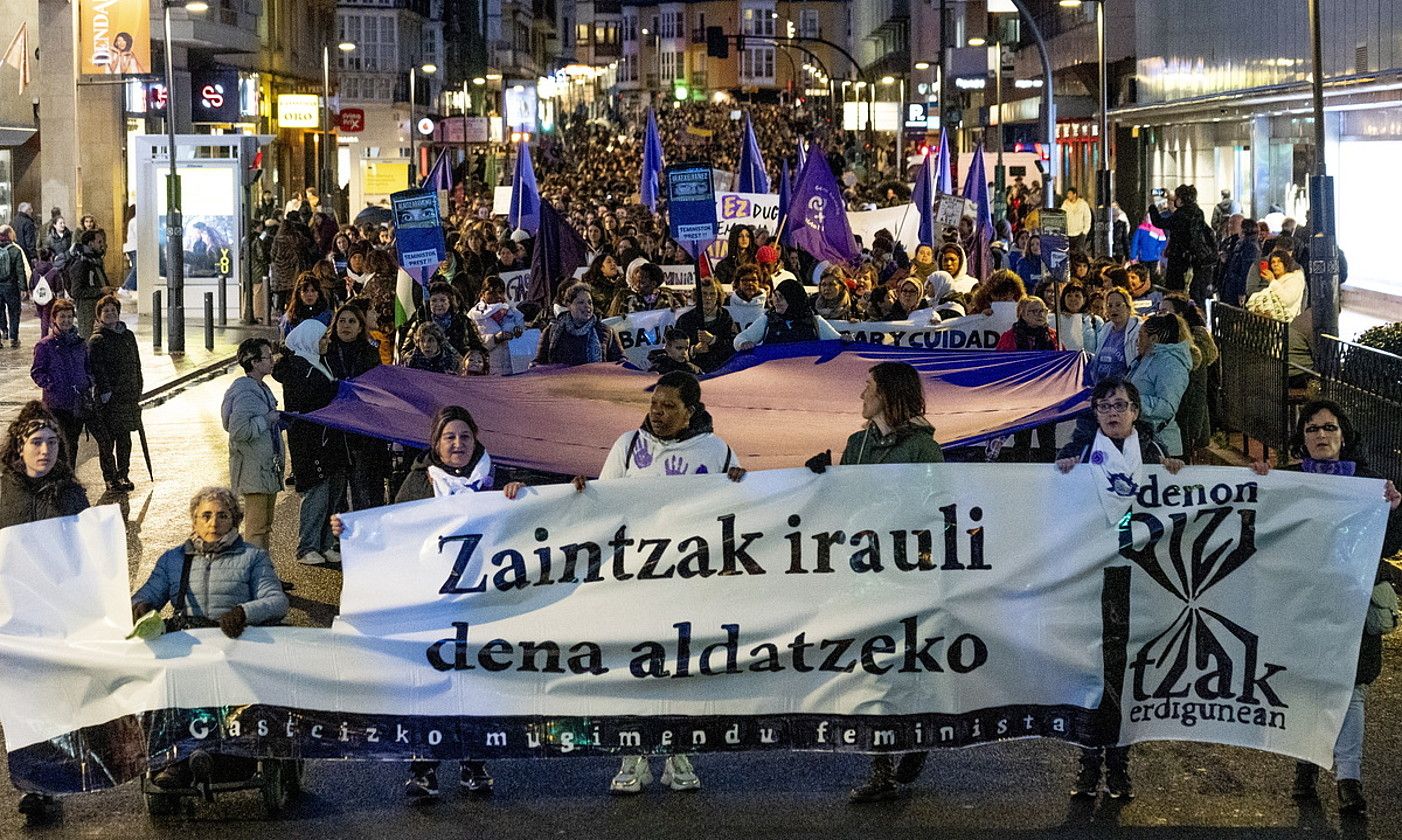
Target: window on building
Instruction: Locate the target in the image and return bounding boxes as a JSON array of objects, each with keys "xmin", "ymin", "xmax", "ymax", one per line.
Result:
[
  {"xmin": 577, "ymin": 22, "xmax": 591, "ymax": 44},
  {"xmin": 695, "ymin": 11, "xmax": 704, "ymax": 38},
  {"xmin": 623, "ymin": 14, "xmax": 636, "ymax": 42},
  {"xmin": 741, "ymin": 4, "xmax": 775, "ymax": 37},
  {"xmin": 741, "ymin": 46, "xmax": 774, "ymax": 81},
  {"xmin": 800, "ymin": 9, "xmax": 819, "ymax": 38}
]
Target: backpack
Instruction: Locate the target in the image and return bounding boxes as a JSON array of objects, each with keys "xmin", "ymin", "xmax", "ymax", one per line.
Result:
[{"xmin": 1190, "ymin": 221, "xmax": 1217, "ymax": 264}]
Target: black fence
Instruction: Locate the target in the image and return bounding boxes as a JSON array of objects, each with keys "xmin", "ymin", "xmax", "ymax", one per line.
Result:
[
  {"xmin": 1209, "ymin": 303, "xmax": 1292, "ymax": 461},
  {"xmin": 1318, "ymin": 336, "xmax": 1402, "ymax": 488}
]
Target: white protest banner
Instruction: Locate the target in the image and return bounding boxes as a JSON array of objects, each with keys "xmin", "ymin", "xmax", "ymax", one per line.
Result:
[
  {"xmin": 829, "ymin": 300, "xmax": 1019, "ymax": 351},
  {"xmin": 508, "ymin": 328, "xmax": 541, "ymax": 374},
  {"xmin": 848, "ymin": 203, "xmax": 922, "ymax": 253},
  {"xmin": 660, "ymin": 264, "xmax": 697, "ymax": 285},
  {"xmin": 606, "ymin": 304, "xmax": 768, "ymax": 368},
  {"xmin": 0, "ymin": 467, "xmax": 1386, "ymax": 794},
  {"xmin": 492, "ymin": 185, "xmax": 513, "ymax": 216},
  {"xmin": 706, "ymin": 192, "xmax": 780, "ymax": 261},
  {"xmin": 501, "ymin": 269, "xmax": 531, "ymax": 305}
]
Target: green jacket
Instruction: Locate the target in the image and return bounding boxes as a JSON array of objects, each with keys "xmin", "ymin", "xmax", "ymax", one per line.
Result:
[
  {"xmin": 0, "ymin": 243, "xmax": 26, "ymax": 290},
  {"xmin": 840, "ymin": 420, "xmax": 945, "ymax": 466}
]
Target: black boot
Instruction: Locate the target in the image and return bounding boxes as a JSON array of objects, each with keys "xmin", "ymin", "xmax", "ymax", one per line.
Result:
[
  {"xmin": 17, "ymin": 792, "xmax": 56, "ymax": 821},
  {"xmin": 1071, "ymin": 748, "xmax": 1102, "ymax": 798},
  {"xmin": 893, "ymin": 752, "xmax": 928, "ymax": 785},
  {"xmin": 1104, "ymin": 746, "xmax": 1134, "ymax": 800},
  {"xmin": 1337, "ymin": 779, "xmax": 1367, "ymax": 816},
  {"xmin": 1291, "ymin": 762, "xmax": 1319, "ymax": 800},
  {"xmin": 849, "ymin": 755, "xmax": 899, "ymax": 804}
]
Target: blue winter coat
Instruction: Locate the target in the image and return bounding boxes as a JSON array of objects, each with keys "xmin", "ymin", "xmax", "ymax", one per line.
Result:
[
  {"xmin": 1221, "ymin": 234, "xmax": 1261, "ymax": 305},
  {"xmin": 1128, "ymin": 340, "xmax": 1193, "ymax": 456},
  {"xmin": 30, "ymin": 328, "xmax": 92, "ymax": 415},
  {"xmin": 132, "ymin": 535, "xmax": 289, "ymax": 626}
]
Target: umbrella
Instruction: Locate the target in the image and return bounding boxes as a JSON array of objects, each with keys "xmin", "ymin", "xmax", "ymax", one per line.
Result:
[
  {"xmin": 353, "ymin": 206, "xmax": 393, "ymax": 227},
  {"xmin": 136, "ymin": 417, "xmax": 153, "ymax": 481}
]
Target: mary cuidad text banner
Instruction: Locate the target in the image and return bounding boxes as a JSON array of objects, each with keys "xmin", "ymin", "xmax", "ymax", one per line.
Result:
[{"xmin": 0, "ymin": 465, "xmax": 1386, "ymax": 793}]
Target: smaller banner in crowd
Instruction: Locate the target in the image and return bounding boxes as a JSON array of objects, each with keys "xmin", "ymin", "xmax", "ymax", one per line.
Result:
[
  {"xmin": 0, "ymin": 468, "xmax": 1387, "ymax": 793},
  {"xmin": 707, "ymin": 192, "xmax": 781, "ymax": 261}
]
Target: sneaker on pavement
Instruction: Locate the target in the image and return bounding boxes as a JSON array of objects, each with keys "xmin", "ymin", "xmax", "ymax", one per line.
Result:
[
  {"xmin": 849, "ymin": 756, "xmax": 899, "ymax": 804},
  {"xmin": 1071, "ymin": 750, "xmax": 1102, "ymax": 798},
  {"xmin": 322, "ymin": 547, "xmax": 341, "ymax": 564},
  {"xmin": 405, "ymin": 768, "xmax": 439, "ymax": 802},
  {"xmin": 1337, "ymin": 779, "xmax": 1367, "ymax": 816},
  {"xmin": 17, "ymin": 792, "xmax": 55, "ymax": 819},
  {"xmin": 660, "ymin": 755, "xmax": 700, "ymax": 791},
  {"xmin": 1292, "ymin": 762, "xmax": 1319, "ymax": 800},
  {"xmin": 297, "ymin": 550, "xmax": 327, "ymax": 566},
  {"xmin": 460, "ymin": 761, "xmax": 494, "ymax": 795},
  {"xmin": 609, "ymin": 756, "xmax": 652, "ymax": 795},
  {"xmin": 1105, "ymin": 768, "xmax": 1134, "ymax": 800}
]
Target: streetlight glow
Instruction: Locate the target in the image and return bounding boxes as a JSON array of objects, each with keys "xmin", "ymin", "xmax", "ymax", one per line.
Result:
[
  {"xmin": 914, "ymin": 61, "xmax": 930, "ymax": 70},
  {"xmin": 183, "ymin": 0, "xmax": 209, "ymax": 11},
  {"xmin": 421, "ymin": 63, "xmax": 437, "ymax": 75},
  {"xmin": 472, "ymin": 77, "xmax": 486, "ymax": 85},
  {"xmin": 968, "ymin": 36, "xmax": 987, "ymax": 46},
  {"xmin": 880, "ymin": 75, "xmax": 895, "ymax": 85},
  {"xmin": 338, "ymin": 41, "xmax": 356, "ymax": 51},
  {"xmin": 1058, "ymin": 0, "xmax": 1083, "ymax": 6}
]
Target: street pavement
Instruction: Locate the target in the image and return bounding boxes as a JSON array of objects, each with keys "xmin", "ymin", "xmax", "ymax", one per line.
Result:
[{"xmin": 2, "ymin": 325, "xmax": 1402, "ymax": 838}]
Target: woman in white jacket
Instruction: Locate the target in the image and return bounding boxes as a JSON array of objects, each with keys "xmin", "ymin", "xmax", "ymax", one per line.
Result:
[
  {"xmin": 467, "ymin": 276, "xmax": 526, "ymax": 375},
  {"xmin": 1246, "ymin": 250, "xmax": 1306, "ymax": 322}
]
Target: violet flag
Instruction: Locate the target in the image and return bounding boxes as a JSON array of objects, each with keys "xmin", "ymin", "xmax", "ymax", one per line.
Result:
[
  {"xmin": 961, "ymin": 142, "xmax": 994, "ymax": 282},
  {"xmin": 933, "ymin": 127, "xmax": 952, "ymax": 195},
  {"xmin": 777, "ymin": 159, "xmax": 792, "ymax": 247},
  {"xmin": 912, "ymin": 148, "xmax": 938, "ymax": 247},
  {"xmin": 736, "ymin": 111, "xmax": 770, "ymax": 194},
  {"xmin": 424, "ymin": 148, "xmax": 454, "ymax": 193},
  {"xmin": 527, "ymin": 198, "xmax": 588, "ymax": 311},
  {"xmin": 786, "ymin": 147, "xmax": 859, "ymax": 266},
  {"xmin": 509, "ymin": 141, "xmax": 540, "ymax": 235},
  {"xmin": 795, "ymin": 139, "xmax": 808, "ymax": 175},
  {"xmin": 641, "ymin": 106, "xmax": 665, "ymax": 212}
]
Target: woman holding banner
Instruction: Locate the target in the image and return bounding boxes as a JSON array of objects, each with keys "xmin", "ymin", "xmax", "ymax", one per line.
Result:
[
  {"xmin": 1251, "ymin": 401, "xmax": 1402, "ymax": 816},
  {"xmin": 803, "ymin": 361, "xmax": 943, "ymax": 802},
  {"xmin": 734, "ymin": 279, "xmax": 841, "ymax": 351},
  {"xmin": 673, "ymin": 276, "xmax": 737, "ymax": 372},
  {"xmin": 548, "ymin": 371, "xmax": 746, "ymax": 795}
]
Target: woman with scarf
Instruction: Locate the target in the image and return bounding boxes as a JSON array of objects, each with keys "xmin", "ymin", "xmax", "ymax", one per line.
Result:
[
  {"xmin": 29, "ymin": 299, "xmax": 93, "ymax": 470},
  {"xmin": 279, "ymin": 273, "xmax": 333, "ymax": 338},
  {"xmin": 530, "ymin": 372, "xmax": 744, "ymax": 796},
  {"xmin": 886, "ymin": 275, "xmax": 928, "ymax": 322},
  {"xmin": 400, "ymin": 321, "xmax": 464, "ymax": 375},
  {"xmin": 322, "ymin": 301, "xmax": 389, "ymax": 510},
  {"xmin": 1055, "ymin": 378, "xmax": 1182, "ymax": 801},
  {"xmin": 272, "ymin": 319, "xmax": 346, "ymax": 565},
  {"xmin": 810, "ymin": 266, "xmax": 855, "ymax": 321},
  {"xmin": 536, "ymin": 282, "xmax": 624, "ymax": 366},
  {"xmin": 582, "ymin": 252, "xmax": 625, "ymax": 313},
  {"xmin": 995, "ymin": 296, "xmax": 1062, "ymax": 462},
  {"xmin": 734, "ymin": 278, "xmax": 841, "ymax": 351},
  {"xmin": 908, "ymin": 243, "xmax": 939, "ymax": 284},
  {"xmin": 673, "ymin": 276, "xmax": 737, "ymax": 373},
  {"xmin": 1250, "ymin": 401, "xmax": 1402, "ymax": 817},
  {"xmin": 468, "ymin": 276, "xmax": 527, "ymax": 376},
  {"xmin": 87, "ymin": 294, "xmax": 142, "ymax": 493}
]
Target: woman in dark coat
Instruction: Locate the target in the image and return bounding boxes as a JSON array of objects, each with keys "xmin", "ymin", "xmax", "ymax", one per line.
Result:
[
  {"xmin": 29, "ymin": 299, "xmax": 93, "ymax": 470},
  {"xmin": 87, "ymin": 294, "xmax": 143, "ymax": 492},
  {"xmin": 712, "ymin": 224, "xmax": 756, "ymax": 286},
  {"xmin": 323, "ymin": 301, "xmax": 388, "ymax": 510},
  {"xmin": 1253, "ymin": 400, "xmax": 1402, "ymax": 817},
  {"xmin": 1148, "ymin": 184, "xmax": 1212, "ymax": 297},
  {"xmin": 29, "ymin": 247, "xmax": 65, "ymax": 338},
  {"xmin": 535, "ymin": 282, "xmax": 624, "ymax": 366},
  {"xmin": 673, "ymin": 276, "xmax": 737, "ymax": 372}
]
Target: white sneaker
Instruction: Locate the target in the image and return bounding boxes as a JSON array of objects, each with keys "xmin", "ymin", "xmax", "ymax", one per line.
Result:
[
  {"xmin": 322, "ymin": 548, "xmax": 341, "ymax": 564},
  {"xmin": 297, "ymin": 550, "xmax": 326, "ymax": 565},
  {"xmin": 609, "ymin": 756, "xmax": 652, "ymax": 795},
  {"xmin": 661, "ymin": 754, "xmax": 700, "ymax": 791}
]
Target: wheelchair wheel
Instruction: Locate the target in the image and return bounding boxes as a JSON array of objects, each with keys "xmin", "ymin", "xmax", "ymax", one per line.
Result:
[
  {"xmin": 259, "ymin": 760, "xmax": 291, "ymax": 816},
  {"xmin": 144, "ymin": 791, "xmax": 181, "ymax": 818}
]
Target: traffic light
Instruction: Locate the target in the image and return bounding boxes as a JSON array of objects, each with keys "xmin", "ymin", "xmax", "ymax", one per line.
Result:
[
  {"xmin": 706, "ymin": 26, "xmax": 728, "ymax": 59},
  {"xmin": 785, "ymin": 18, "xmax": 795, "ymax": 38}
]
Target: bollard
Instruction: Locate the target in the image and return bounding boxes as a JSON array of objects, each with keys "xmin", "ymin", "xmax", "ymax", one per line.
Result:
[
  {"xmin": 217, "ymin": 273, "xmax": 228, "ymax": 326},
  {"xmin": 204, "ymin": 292, "xmax": 214, "ymax": 351},
  {"xmin": 152, "ymin": 290, "xmax": 163, "ymax": 350}
]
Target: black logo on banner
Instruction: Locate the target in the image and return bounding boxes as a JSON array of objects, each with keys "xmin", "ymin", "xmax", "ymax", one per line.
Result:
[{"xmin": 1117, "ymin": 476, "xmax": 1288, "ymax": 732}]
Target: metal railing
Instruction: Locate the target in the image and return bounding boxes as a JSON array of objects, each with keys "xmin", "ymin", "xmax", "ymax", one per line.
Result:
[
  {"xmin": 1209, "ymin": 302, "xmax": 1292, "ymax": 461},
  {"xmin": 1317, "ymin": 335, "xmax": 1402, "ymax": 487}
]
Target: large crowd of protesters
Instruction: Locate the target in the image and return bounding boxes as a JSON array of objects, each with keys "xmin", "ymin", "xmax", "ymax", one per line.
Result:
[{"xmin": 0, "ymin": 101, "xmax": 1398, "ymax": 824}]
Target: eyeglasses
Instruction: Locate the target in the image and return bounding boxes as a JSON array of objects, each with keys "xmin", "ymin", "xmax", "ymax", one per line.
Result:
[
  {"xmin": 1304, "ymin": 423, "xmax": 1340, "ymax": 434},
  {"xmin": 1095, "ymin": 401, "xmax": 1133, "ymax": 415}
]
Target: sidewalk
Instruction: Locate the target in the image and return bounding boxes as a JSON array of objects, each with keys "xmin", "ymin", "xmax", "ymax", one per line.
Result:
[{"xmin": 0, "ymin": 302, "xmax": 275, "ymax": 428}]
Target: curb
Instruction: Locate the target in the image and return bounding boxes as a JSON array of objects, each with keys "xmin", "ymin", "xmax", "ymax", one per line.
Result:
[{"xmin": 138, "ymin": 355, "xmax": 238, "ymax": 410}]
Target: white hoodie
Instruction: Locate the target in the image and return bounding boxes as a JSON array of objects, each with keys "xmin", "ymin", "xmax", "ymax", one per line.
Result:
[
  {"xmin": 599, "ymin": 426, "xmax": 740, "ymax": 479},
  {"xmin": 468, "ymin": 300, "xmax": 527, "ymax": 375}
]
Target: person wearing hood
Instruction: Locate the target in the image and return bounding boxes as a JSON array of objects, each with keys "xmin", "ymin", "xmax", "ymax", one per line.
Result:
[
  {"xmin": 557, "ymin": 371, "xmax": 744, "ymax": 795},
  {"xmin": 272, "ymin": 319, "xmax": 347, "ymax": 565},
  {"xmin": 608, "ymin": 261, "xmax": 679, "ymax": 316},
  {"xmin": 712, "ymin": 223, "xmax": 757, "ymax": 286},
  {"xmin": 29, "ymin": 299, "xmax": 93, "ymax": 470},
  {"xmin": 1246, "ymin": 249, "xmax": 1306, "ymax": 322},
  {"xmin": 887, "ymin": 274, "xmax": 928, "ymax": 321},
  {"xmin": 536, "ymin": 282, "xmax": 624, "ymax": 366},
  {"xmin": 1127, "ymin": 312, "xmax": 1194, "ymax": 457},
  {"xmin": 468, "ymin": 276, "xmax": 527, "ymax": 376},
  {"xmin": 936, "ymin": 242, "xmax": 976, "ymax": 296},
  {"xmin": 803, "ymin": 361, "xmax": 943, "ymax": 803},
  {"xmin": 735, "ymin": 278, "xmax": 842, "ymax": 350},
  {"xmin": 87, "ymin": 295, "xmax": 143, "ymax": 493},
  {"xmin": 811, "ymin": 265, "xmax": 855, "ymax": 321},
  {"xmin": 674, "ymin": 275, "xmax": 737, "ymax": 372}
]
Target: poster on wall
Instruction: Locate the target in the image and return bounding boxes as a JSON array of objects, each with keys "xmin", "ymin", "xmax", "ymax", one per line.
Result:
[
  {"xmin": 78, "ymin": 0, "xmax": 150, "ymax": 75},
  {"xmin": 153, "ymin": 165, "xmax": 238, "ymax": 279}
]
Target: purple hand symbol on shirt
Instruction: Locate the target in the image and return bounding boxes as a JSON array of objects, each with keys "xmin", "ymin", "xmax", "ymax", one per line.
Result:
[
  {"xmin": 632, "ymin": 438, "xmax": 653, "ymax": 469},
  {"xmin": 664, "ymin": 455, "xmax": 689, "ymax": 475}
]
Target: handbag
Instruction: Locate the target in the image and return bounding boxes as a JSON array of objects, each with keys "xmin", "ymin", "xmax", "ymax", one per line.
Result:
[
  {"xmin": 1365, "ymin": 581, "xmax": 1399, "ymax": 636},
  {"xmin": 31, "ymin": 276, "xmax": 53, "ymax": 306}
]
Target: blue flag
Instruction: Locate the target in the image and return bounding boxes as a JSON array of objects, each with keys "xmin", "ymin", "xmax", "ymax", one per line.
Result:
[
  {"xmin": 786, "ymin": 147, "xmax": 859, "ymax": 266},
  {"xmin": 961, "ymin": 143, "xmax": 994, "ymax": 282},
  {"xmin": 737, "ymin": 112, "xmax": 770, "ymax": 194},
  {"xmin": 777, "ymin": 160, "xmax": 792, "ymax": 247},
  {"xmin": 912, "ymin": 149, "xmax": 938, "ymax": 247},
  {"xmin": 509, "ymin": 141, "xmax": 540, "ymax": 235},
  {"xmin": 641, "ymin": 107, "xmax": 665, "ymax": 212},
  {"xmin": 424, "ymin": 148, "xmax": 454, "ymax": 193},
  {"xmin": 795, "ymin": 139, "xmax": 808, "ymax": 176},
  {"xmin": 934, "ymin": 128, "xmax": 952, "ymax": 195}
]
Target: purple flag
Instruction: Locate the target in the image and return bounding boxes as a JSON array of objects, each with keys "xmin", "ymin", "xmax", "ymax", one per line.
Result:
[
  {"xmin": 796, "ymin": 139, "xmax": 808, "ymax": 175},
  {"xmin": 961, "ymin": 143, "xmax": 994, "ymax": 283},
  {"xmin": 509, "ymin": 141, "xmax": 540, "ymax": 235},
  {"xmin": 786, "ymin": 147, "xmax": 859, "ymax": 266},
  {"xmin": 777, "ymin": 160, "xmax": 792, "ymax": 247},
  {"xmin": 424, "ymin": 148, "xmax": 453, "ymax": 193},
  {"xmin": 912, "ymin": 149, "xmax": 938, "ymax": 247},
  {"xmin": 934, "ymin": 128, "xmax": 952, "ymax": 195},
  {"xmin": 641, "ymin": 107, "xmax": 664, "ymax": 212},
  {"xmin": 527, "ymin": 199, "xmax": 587, "ymax": 310},
  {"xmin": 736, "ymin": 112, "xmax": 770, "ymax": 194}
]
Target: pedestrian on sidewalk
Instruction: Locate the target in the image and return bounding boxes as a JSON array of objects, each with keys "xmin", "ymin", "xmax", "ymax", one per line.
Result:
[
  {"xmin": 28, "ymin": 248, "xmax": 64, "ymax": 338},
  {"xmin": 29, "ymin": 300, "xmax": 94, "ymax": 470},
  {"xmin": 220, "ymin": 337, "xmax": 285, "ymax": 553},
  {"xmin": 12, "ymin": 202, "xmax": 38, "ymax": 263},
  {"xmin": 65, "ymin": 228, "xmax": 110, "ymax": 340},
  {"xmin": 0, "ymin": 225, "xmax": 27, "ymax": 348},
  {"xmin": 88, "ymin": 294, "xmax": 143, "ymax": 493},
  {"xmin": 272, "ymin": 319, "xmax": 345, "ymax": 566}
]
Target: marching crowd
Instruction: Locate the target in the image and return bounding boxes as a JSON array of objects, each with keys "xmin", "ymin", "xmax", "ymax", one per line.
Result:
[{"xmin": 0, "ymin": 102, "xmax": 1398, "ymax": 823}]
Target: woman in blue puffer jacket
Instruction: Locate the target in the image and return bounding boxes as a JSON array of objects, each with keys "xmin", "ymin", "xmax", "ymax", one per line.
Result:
[{"xmin": 1127, "ymin": 312, "xmax": 1195, "ymax": 457}]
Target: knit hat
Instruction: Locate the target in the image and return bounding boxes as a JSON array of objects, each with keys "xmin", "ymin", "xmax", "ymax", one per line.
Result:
[
  {"xmin": 755, "ymin": 245, "xmax": 780, "ymax": 265},
  {"xmin": 627, "ymin": 256, "xmax": 650, "ymax": 279}
]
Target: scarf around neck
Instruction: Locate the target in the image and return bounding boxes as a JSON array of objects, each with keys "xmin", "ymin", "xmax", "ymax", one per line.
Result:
[
  {"xmin": 1089, "ymin": 429, "xmax": 1144, "ymax": 525},
  {"xmin": 1301, "ymin": 458, "xmax": 1356, "ymax": 476},
  {"xmin": 427, "ymin": 446, "xmax": 493, "ymax": 496}
]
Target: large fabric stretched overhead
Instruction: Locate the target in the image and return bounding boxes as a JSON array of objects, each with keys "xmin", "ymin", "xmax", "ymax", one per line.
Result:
[{"xmin": 301, "ymin": 342, "xmax": 1090, "ymax": 476}]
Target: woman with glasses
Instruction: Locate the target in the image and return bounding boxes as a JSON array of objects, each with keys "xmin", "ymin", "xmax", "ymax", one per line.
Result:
[
  {"xmin": 1251, "ymin": 400, "xmax": 1402, "ymax": 816},
  {"xmin": 1056, "ymin": 377, "xmax": 1182, "ymax": 801}
]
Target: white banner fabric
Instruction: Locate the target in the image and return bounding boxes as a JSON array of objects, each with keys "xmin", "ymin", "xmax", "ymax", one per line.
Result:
[
  {"xmin": 604, "ymin": 305, "xmax": 767, "ymax": 368},
  {"xmin": 0, "ymin": 467, "xmax": 1387, "ymax": 793}
]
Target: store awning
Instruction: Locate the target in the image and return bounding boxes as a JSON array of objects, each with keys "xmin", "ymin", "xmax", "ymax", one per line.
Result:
[{"xmin": 0, "ymin": 126, "xmax": 36, "ymax": 147}]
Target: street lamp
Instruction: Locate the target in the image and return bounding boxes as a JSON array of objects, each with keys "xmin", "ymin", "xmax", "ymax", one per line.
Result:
[
  {"xmin": 160, "ymin": 0, "xmax": 206, "ymax": 355},
  {"xmin": 322, "ymin": 41, "xmax": 355, "ymax": 214},
  {"xmin": 1057, "ymin": 0, "xmax": 1110, "ymax": 252},
  {"xmin": 407, "ymin": 62, "xmax": 437, "ymax": 187}
]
